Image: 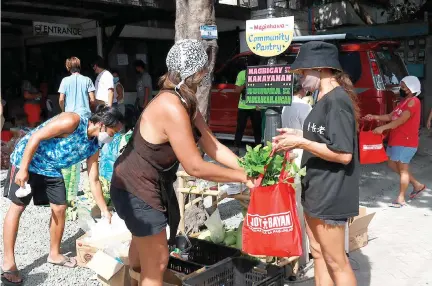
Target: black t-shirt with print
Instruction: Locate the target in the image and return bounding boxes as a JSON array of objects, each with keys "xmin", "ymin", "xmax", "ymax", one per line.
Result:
[{"xmin": 301, "ymin": 86, "xmax": 359, "ymax": 219}]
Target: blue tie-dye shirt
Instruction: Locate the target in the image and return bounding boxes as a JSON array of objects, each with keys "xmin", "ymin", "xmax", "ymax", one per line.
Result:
[{"xmin": 10, "ymin": 116, "xmax": 99, "ymax": 177}]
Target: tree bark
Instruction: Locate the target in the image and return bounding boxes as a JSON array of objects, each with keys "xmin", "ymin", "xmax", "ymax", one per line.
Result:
[{"xmin": 175, "ymin": 0, "xmax": 218, "ymax": 121}]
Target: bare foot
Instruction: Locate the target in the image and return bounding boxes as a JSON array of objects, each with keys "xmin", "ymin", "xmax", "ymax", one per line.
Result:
[
  {"xmin": 47, "ymin": 254, "xmax": 77, "ymax": 268},
  {"xmin": 414, "ymin": 184, "xmax": 426, "ymax": 192}
]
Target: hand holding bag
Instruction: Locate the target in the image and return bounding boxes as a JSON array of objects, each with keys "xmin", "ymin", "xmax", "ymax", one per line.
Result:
[
  {"xmin": 359, "ymin": 121, "xmax": 388, "ymax": 164},
  {"xmin": 242, "ymin": 152, "xmax": 303, "ymax": 257}
]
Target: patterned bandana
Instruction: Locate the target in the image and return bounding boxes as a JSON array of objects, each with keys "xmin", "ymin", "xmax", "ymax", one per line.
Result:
[{"xmin": 166, "ymin": 39, "xmax": 208, "ymax": 85}]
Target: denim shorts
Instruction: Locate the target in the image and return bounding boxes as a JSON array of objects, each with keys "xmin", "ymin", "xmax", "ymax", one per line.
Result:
[
  {"xmin": 110, "ymin": 186, "xmax": 167, "ymax": 237},
  {"xmin": 387, "ymin": 146, "xmax": 417, "ymax": 164},
  {"xmin": 324, "ymin": 218, "xmax": 348, "ymax": 226}
]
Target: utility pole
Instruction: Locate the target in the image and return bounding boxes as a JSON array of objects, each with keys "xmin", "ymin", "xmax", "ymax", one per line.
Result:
[
  {"xmin": 262, "ymin": 1, "xmax": 283, "ymax": 144},
  {"xmin": 261, "ymin": 0, "xmax": 310, "ymax": 273}
]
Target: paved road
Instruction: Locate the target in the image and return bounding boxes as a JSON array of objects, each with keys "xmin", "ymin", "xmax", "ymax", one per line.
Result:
[{"xmin": 296, "ymin": 130, "xmax": 432, "ymax": 286}]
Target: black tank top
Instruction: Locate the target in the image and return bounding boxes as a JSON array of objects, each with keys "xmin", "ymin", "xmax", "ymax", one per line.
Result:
[{"xmin": 111, "ymin": 90, "xmax": 200, "ymax": 211}]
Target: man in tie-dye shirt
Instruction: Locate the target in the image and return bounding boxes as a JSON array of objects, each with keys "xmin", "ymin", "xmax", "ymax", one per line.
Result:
[{"xmin": 1, "ymin": 106, "xmax": 123, "ymax": 285}]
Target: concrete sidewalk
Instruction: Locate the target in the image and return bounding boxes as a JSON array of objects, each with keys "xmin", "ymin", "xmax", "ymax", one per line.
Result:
[{"xmin": 298, "ymin": 130, "xmax": 432, "ymax": 286}]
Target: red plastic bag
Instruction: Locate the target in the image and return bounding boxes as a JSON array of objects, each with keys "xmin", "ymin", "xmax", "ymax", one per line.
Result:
[
  {"xmin": 359, "ymin": 122, "xmax": 388, "ymax": 164},
  {"xmin": 242, "ymin": 152, "xmax": 302, "ymax": 257}
]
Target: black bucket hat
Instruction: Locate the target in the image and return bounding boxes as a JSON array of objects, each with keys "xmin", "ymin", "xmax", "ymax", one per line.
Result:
[{"xmin": 290, "ymin": 41, "xmax": 342, "ymax": 74}]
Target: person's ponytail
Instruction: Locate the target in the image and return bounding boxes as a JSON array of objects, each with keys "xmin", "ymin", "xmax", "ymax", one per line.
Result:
[
  {"xmin": 334, "ymin": 71, "xmax": 360, "ymax": 130},
  {"xmin": 159, "ymin": 71, "xmax": 204, "ymax": 121},
  {"xmin": 89, "ymin": 104, "xmax": 124, "ymax": 127}
]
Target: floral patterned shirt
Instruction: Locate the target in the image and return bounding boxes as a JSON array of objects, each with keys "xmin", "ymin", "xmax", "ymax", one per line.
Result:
[{"xmin": 10, "ymin": 116, "xmax": 99, "ymax": 177}]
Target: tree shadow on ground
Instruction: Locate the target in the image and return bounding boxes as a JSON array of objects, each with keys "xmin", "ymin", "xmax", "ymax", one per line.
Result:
[
  {"xmin": 359, "ymin": 132, "xmax": 432, "ymax": 212},
  {"xmin": 20, "ymin": 229, "xmax": 85, "ymax": 285},
  {"xmin": 23, "ymin": 273, "xmax": 49, "ymax": 286},
  {"xmin": 350, "ymin": 250, "xmax": 371, "ymax": 285}
]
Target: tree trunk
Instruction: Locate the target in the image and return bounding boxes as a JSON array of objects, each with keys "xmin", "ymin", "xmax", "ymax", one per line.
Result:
[
  {"xmin": 347, "ymin": 0, "xmax": 375, "ymax": 25},
  {"xmin": 175, "ymin": 0, "xmax": 218, "ymax": 121}
]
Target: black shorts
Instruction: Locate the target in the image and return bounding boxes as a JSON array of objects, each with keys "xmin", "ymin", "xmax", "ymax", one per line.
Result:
[
  {"xmin": 4, "ymin": 165, "xmax": 67, "ymax": 206},
  {"xmin": 110, "ymin": 186, "xmax": 167, "ymax": 237}
]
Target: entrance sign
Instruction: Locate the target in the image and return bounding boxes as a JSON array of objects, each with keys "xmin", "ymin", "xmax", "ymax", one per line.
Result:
[
  {"xmin": 246, "ymin": 64, "xmax": 293, "ymax": 106},
  {"xmin": 200, "ymin": 25, "xmax": 218, "ymax": 40},
  {"xmin": 33, "ymin": 22, "xmax": 82, "ymax": 38},
  {"xmin": 246, "ymin": 16, "xmax": 294, "ymax": 57}
]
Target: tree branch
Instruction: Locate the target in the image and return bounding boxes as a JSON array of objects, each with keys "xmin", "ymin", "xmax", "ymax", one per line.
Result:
[{"xmin": 347, "ymin": 0, "xmax": 375, "ymax": 25}]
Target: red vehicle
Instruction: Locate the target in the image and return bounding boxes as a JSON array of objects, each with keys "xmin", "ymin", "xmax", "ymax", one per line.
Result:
[{"xmin": 209, "ymin": 33, "xmax": 408, "ymax": 142}]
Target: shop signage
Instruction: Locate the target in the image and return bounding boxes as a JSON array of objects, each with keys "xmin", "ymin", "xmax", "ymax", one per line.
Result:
[
  {"xmin": 200, "ymin": 25, "xmax": 218, "ymax": 40},
  {"xmin": 33, "ymin": 21, "xmax": 82, "ymax": 38},
  {"xmin": 246, "ymin": 16, "xmax": 294, "ymax": 57},
  {"xmin": 246, "ymin": 64, "xmax": 293, "ymax": 106}
]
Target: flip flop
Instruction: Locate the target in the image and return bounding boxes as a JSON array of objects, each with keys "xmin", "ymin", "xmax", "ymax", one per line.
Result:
[
  {"xmin": 389, "ymin": 202, "xmax": 407, "ymax": 208},
  {"xmin": 47, "ymin": 256, "xmax": 77, "ymax": 268},
  {"xmin": 409, "ymin": 185, "xmax": 427, "ymax": 199},
  {"xmin": 1, "ymin": 269, "xmax": 23, "ymax": 286}
]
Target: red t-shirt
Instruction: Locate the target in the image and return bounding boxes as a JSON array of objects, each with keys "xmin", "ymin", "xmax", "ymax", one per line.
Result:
[{"xmin": 388, "ymin": 97, "xmax": 421, "ymax": 148}]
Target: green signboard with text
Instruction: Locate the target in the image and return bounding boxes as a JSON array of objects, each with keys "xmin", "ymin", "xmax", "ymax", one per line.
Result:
[{"xmin": 245, "ymin": 64, "xmax": 293, "ymax": 106}]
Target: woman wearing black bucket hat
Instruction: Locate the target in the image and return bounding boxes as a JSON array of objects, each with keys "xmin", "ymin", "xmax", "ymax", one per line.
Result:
[{"xmin": 273, "ymin": 41, "xmax": 359, "ymax": 285}]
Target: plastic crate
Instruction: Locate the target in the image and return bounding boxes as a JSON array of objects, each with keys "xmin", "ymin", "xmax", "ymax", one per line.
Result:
[
  {"xmin": 168, "ymin": 257, "xmax": 203, "ymax": 275},
  {"xmin": 182, "ymin": 257, "xmax": 284, "ymax": 286},
  {"xmin": 171, "ymin": 236, "xmax": 241, "ymax": 266}
]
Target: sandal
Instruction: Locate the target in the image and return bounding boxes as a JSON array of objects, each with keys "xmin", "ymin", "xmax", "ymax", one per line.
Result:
[
  {"xmin": 1, "ymin": 269, "xmax": 23, "ymax": 286},
  {"xmin": 389, "ymin": 202, "xmax": 407, "ymax": 208},
  {"xmin": 409, "ymin": 185, "xmax": 427, "ymax": 199},
  {"xmin": 47, "ymin": 256, "xmax": 77, "ymax": 268}
]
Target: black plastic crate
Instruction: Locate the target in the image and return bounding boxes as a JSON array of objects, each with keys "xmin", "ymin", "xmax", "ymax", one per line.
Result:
[
  {"xmin": 171, "ymin": 236, "xmax": 241, "ymax": 266},
  {"xmin": 168, "ymin": 257, "xmax": 203, "ymax": 275},
  {"xmin": 182, "ymin": 257, "xmax": 284, "ymax": 286}
]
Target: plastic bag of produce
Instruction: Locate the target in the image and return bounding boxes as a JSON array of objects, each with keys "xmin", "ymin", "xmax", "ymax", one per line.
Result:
[
  {"xmin": 242, "ymin": 152, "xmax": 302, "ymax": 257},
  {"xmin": 204, "ymin": 209, "xmax": 225, "ymax": 244},
  {"xmin": 99, "ymin": 130, "xmax": 133, "ymax": 181},
  {"xmin": 99, "ymin": 133, "xmax": 122, "ymax": 180}
]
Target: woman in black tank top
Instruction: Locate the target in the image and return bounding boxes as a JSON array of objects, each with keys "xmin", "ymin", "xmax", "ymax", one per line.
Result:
[{"xmin": 110, "ymin": 40, "xmax": 254, "ymax": 286}]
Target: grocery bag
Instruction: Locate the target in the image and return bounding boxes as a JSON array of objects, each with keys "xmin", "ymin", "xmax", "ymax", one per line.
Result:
[
  {"xmin": 359, "ymin": 122, "xmax": 387, "ymax": 164},
  {"xmin": 242, "ymin": 152, "xmax": 302, "ymax": 257}
]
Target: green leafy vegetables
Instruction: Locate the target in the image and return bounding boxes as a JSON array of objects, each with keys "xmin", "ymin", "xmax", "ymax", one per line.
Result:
[{"xmin": 238, "ymin": 142, "xmax": 306, "ymax": 186}]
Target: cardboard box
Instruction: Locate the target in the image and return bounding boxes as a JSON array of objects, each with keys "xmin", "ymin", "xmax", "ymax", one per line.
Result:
[
  {"xmin": 92, "ymin": 252, "xmax": 195, "ymax": 286},
  {"xmin": 76, "ymin": 231, "xmax": 131, "ymax": 266},
  {"xmin": 348, "ymin": 207, "xmax": 375, "ymax": 252},
  {"xmin": 98, "ymin": 265, "xmax": 130, "ymax": 286},
  {"xmin": 87, "ymin": 251, "xmax": 130, "ymax": 286}
]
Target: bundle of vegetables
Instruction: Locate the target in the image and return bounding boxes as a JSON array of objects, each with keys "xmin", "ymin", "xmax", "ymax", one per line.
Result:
[
  {"xmin": 238, "ymin": 142, "xmax": 306, "ymax": 187},
  {"xmin": 82, "ymin": 176, "xmax": 111, "ymax": 207},
  {"xmin": 62, "ymin": 162, "xmax": 81, "ymax": 206},
  {"xmin": 66, "ymin": 176, "xmax": 111, "ymax": 221},
  {"xmin": 197, "ymin": 225, "xmax": 243, "ymax": 250}
]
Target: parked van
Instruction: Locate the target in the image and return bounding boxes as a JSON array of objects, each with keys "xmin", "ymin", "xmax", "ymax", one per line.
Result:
[{"xmin": 209, "ymin": 34, "xmax": 408, "ymax": 141}]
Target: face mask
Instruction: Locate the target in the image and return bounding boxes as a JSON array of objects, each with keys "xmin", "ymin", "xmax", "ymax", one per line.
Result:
[
  {"xmin": 113, "ymin": 77, "xmax": 119, "ymax": 84},
  {"xmin": 98, "ymin": 127, "xmax": 113, "ymax": 145},
  {"xmin": 399, "ymin": 89, "xmax": 408, "ymax": 98},
  {"xmin": 301, "ymin": 70, "xmax": 321, "ymax": 92}
]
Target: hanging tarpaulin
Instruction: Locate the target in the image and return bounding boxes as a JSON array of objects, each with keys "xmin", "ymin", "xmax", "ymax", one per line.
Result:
[
  {"xmin": 246, "ymin": 64, "xmax": 294, "ymax": 106},
  {"xmin": 33, "ymin": 21, "xmax": 82, "ymax": 38},
  {"xmin": 246, "ymin": 16, "xmax": 294, "ymax": 57}
]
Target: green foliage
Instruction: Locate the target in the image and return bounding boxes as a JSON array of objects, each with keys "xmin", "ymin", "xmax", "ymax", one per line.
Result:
[{"xmin": 238, "ymin": 142, "xmax": 306, "ymax": 186}]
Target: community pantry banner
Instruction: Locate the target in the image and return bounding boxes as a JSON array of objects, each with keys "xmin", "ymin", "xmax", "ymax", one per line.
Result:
[
  {"xmin": 246, "ymin": 65, "xmax": 293, "ymax": 106},
  {"xmin": 246, "ymin": 16, "xmax": 294, "ymax": 57}
]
